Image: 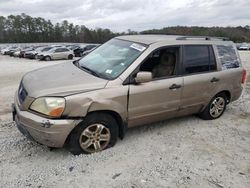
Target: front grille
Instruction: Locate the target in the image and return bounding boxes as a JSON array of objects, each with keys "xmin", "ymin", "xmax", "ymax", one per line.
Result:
[{"xmin": 18, "ymin": 83, "xmax": 28, "ymax": 104}]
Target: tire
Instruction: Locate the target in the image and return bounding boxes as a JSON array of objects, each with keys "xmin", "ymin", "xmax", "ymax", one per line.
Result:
[
  {"xmin": 45, "ymin": 56, "xmax": 51, "ymax": 61},
  {"xmin": 199, "ymin": 93, "xmax": 227, "ymax": 120},
  {"xmin": 34, "ymin": 54, "xmax": 38, "ymax": 59},
  {"xmin": 66, "ymin": 112, "xmax": 119, "ymax": 155},
  {"xmin": 68, "ymin": 54, "xmax": 73, "ymax": 60}
]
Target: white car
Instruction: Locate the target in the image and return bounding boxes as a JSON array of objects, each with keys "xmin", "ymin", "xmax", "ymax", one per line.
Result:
[
  {"xmin": 13, "ymin": 50, "xmax": 21, "ymax": 57},
  {"xmin": 1, "ymin": 47, "xmax": 11, "ymax": 55},
  {"xmin": 38, "ymin": 47, "xmax": 74, "ymax": 61},
  {"xmin": 238, "ymin": 43, "xmax": 249, "ymax": 50}
]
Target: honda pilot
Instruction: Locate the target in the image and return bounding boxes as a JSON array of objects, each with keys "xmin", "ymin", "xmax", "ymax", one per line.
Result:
[{"xmin": 12, "ymin": 35, "xmax": 247, "ymax": 154}]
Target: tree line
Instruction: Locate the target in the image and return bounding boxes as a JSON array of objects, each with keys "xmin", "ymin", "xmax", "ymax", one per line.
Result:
[{"xmin": 0, "ymin": 13, "xmax": 249, "ymax": 43}]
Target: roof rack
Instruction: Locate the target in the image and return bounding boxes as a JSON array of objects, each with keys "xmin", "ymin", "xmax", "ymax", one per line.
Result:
[{"xmin": 176, "ymin": 36, "xmax": 230, "ymax": 41}]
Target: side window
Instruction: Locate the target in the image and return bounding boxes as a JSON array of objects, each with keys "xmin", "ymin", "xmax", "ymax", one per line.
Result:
[
  {"xmin": 54, "ymin": 48, "xmax": 62, "ymax": 52},
  {"xmin": 216, "ymin": 45, "xmax": 240, "ymax": 69},
  {"xmin": 139, "ymin": 46, "xmax": 180, "ymax": 79},
  {"xmin": 183, "ymin": 45, "xmax": 216, "ymax": 74},
  {"xmin": 61, "ymin": 48, "xmax": 69, "ymax": 52}
]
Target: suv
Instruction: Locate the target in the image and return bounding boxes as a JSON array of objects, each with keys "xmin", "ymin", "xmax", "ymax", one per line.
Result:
[{"xmin": 12, "ymin": 35, "xmax": 247, "ymax": 155}]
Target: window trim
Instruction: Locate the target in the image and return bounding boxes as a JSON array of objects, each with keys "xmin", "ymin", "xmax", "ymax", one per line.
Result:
[
  {"xmin": 123, "ymin": 45, "xmax": 183, "ymax": 85},
  {"xmin": 180, "ymin": 44, "xmax": 218, "ymax": 76}
]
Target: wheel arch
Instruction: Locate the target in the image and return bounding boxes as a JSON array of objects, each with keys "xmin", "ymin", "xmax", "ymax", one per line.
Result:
[
  {"xmin": 87, "ymin": 110, "xmax": 127, "ymax": 139},
  {"xmin": 64, "ymin": 110, "xmax": 127, "ymax": 148},
  {"xmin": 45, "ymin": 55, "xmax": 51, "ymax": 60},
  {"xmin": 216, "ymin": 90, "xmax": 231, "ymax": 104}
]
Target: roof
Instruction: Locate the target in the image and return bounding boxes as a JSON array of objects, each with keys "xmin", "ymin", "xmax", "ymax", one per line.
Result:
[{"xmin": 115, "ymin": 35, "xmax": 232, "ymax": 45}]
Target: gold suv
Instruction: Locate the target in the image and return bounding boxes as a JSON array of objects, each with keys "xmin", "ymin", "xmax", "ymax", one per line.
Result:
[{"xmin": 12, "ymin": 35, "xmax": 247, "ymax": 154}]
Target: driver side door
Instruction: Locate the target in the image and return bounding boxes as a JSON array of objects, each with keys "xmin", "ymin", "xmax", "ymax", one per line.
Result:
[
  {"xmin": 128, "ymin": 77, "xmax": 183, "ymax": 127},
  {"xmin": 127, "ymin": 46, "xmax": 183, "ymax": 127}
]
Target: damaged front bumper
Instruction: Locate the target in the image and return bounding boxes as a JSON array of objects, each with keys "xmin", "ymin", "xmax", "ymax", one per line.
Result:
[{"xmin": 12, "ymin": 96, "xmax": 81, "ymax": 148}]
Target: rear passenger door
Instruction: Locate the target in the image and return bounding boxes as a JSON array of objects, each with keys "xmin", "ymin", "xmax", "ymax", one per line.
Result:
[
  {"xmin": 61, "ymin": 48, "xmax": 70, "ymax": 58},
  {"xmin": 180, "ymin": 45, "xmax": 221, "ymax": 114},
  {"xmin": 53, "ymin": 48, "xmax": 63, "ymax": 59}
]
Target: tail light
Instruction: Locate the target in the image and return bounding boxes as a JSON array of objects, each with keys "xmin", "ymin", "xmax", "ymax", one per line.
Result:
[{"xmin": 242, "ymin": 69, "xmax": 247, "ymax": 84}]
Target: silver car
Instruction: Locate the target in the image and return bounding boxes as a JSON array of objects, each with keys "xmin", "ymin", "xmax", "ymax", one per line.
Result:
[{"xmin": 38, "ymin": 47, "xmax": 74, "ymax": 61}]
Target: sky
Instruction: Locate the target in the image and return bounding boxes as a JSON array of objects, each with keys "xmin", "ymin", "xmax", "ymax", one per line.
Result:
[{"xmin": 0, "ymin": 0, "xmax": 249, "ymax": 32}]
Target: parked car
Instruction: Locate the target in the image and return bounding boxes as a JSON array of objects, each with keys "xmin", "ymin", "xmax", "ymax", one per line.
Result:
[
  {"xmin": 73, "ymin": 44, "xmax": 99, "ymax": 57},
  {"xmin": 238, "ymin": 43, "xmax": 249, "ymax": 50},
  {"xmin": 12, "ymin": 35, "xmax": 246, "ymax": 155},
  {"xmin": 38, "ymin": 47, "xmax": 74, "ymax": 61},
  {"xmin": 80, "ymin": 47, "xmax": 98, "ymax": 57},
  {"xmin": 19, "ymin": 47, "xmax": 35, "ymax": 58},
  {"xmin": 24, "ymin": 46, "xmax": 47, "ymax": 59},
  {"xmin": 13, "ymin": 49, "xmax": 22, "ymax": 57},
  {"xmin": 0, "ymin": 47, "xmax": 10, "ymax": 55},
  {"xmin": 9, "ymin": 48, "xmax": 21, "ymax": 57},
  {"xmin": 3, "ymin": 46, "xmax": 18, "ymax": 55}
]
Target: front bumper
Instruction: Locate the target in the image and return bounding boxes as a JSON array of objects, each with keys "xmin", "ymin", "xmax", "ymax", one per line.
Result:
[{"xmin": 12, "ymin": 98, "xmax": 80, "ymax": 148}]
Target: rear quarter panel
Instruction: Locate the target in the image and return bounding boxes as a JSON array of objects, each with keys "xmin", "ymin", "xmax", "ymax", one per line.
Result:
[{"xmin": 212, "ymin": 44, "xmax": 244, "ymax": 102}]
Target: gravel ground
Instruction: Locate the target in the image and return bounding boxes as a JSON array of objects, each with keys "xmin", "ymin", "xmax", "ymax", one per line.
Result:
[{"xmin": 0, "ymin": 52, "xmax": 250, "ymax": 188}]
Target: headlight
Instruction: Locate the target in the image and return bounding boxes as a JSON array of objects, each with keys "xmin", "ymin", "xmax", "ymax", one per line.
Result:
[{"xmin": 30, "ymin": 97, "xmax": 65, "ymax": 117}]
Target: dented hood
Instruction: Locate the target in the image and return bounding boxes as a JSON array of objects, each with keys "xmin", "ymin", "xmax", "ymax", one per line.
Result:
[{"xmin": 22, "ymin": 62, "xmax": 108, "ymax": 98}]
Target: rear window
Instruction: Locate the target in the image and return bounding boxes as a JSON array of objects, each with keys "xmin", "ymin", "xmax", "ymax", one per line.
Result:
[
  {"xmin": 183, "ymin": 45, "xmax": 216, "ymax": 74},
  {"xmin": 216, "ymin": 45, "xmax": 240, "ymax": 69}
]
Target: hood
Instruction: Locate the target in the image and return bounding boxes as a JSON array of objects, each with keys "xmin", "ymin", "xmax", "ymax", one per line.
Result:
[{"xmin": 22, "ymin": 62, "xmax": 108, "ymax": 98}]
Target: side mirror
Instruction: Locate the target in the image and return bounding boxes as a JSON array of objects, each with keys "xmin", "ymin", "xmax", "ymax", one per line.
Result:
[{"xmin": 135, "ymin": 71, "xmax": 152, "ymax": 84}]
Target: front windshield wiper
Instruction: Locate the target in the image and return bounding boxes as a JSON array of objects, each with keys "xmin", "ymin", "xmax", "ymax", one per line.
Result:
[
  {"xmin": 73, "ymin": 59, "xmax": 108, "ymax": 80},
  {"xmin": 79, "ymin": 65, "xmax": 103, "ymax": 78}
]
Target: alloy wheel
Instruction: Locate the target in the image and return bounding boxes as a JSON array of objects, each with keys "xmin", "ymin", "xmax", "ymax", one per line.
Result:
[
  {"xmin": 79, "ymin": 124, "xmax": 111, "ymax": 153},
  {"xmin": 209, "ymin": 97, "xmax": 225, "ymax": 118}
]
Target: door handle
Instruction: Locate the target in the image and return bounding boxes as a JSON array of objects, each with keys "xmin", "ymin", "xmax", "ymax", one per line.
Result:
[
  {"xmin": 169, "ymin": 84, "xmax": 182, "ymax": 90},
  {"xmin": 210, "ymin": 77, "xmax": 220, "ymax": 83}
]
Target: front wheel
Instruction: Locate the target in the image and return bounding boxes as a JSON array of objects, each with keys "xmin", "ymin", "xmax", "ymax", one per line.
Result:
[
  {"xmin": 45, "ymin": 56, "xmax": 51, "ymax": 61},
  {"xmin": 199, "ymin": 93, "xmax": 227, "ymax": 120},
  {"xmin": 66, "ymin": 113, "xmax": 119, "ymax": 155},
  {"xmin": 68, "ymin": 54, "xmax": 73, "ymax": 60}
]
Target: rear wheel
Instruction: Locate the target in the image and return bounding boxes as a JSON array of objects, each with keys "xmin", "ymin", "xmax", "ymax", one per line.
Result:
[
  {"xmin": 199, "ymin": 93, "xmax": 227, "ymax": 120},
  {"xmin": 66, "ymin": 113, "xmax": 118, "ymax": 155},
  {"xmin": 68, "ymin": 54, "xmax": 73, "ymax": 60},
  {"xmin": 45, "ymin": 56, "xmax": 51, "ymax": 61}
]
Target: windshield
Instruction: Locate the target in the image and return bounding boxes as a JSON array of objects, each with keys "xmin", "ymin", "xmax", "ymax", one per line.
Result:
[{"xmin": 78, "ymin": 39, "xmax": 147, "ymax": 80}]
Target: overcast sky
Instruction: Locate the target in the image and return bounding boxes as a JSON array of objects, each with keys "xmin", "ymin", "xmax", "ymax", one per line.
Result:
[{"xmin": 0, "ymin": 0, "xmax": 249, "ymax": 32}]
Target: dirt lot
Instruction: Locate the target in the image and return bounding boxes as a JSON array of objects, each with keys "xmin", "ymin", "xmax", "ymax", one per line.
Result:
[{"xmin": 0, "ymin": 52, "xmax": 250, "ymax": 188}]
